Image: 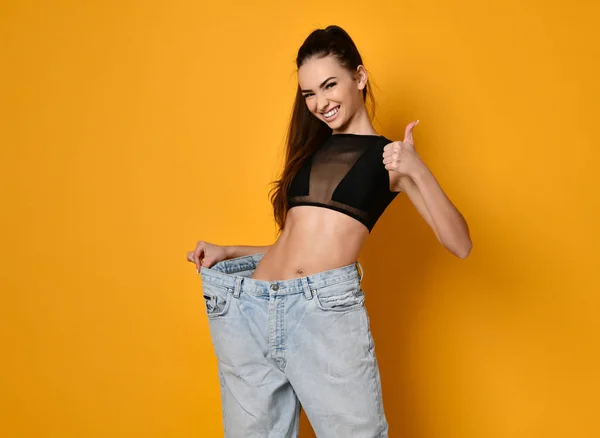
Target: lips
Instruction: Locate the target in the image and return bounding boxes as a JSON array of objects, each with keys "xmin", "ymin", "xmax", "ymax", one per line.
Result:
[{"xmin": 322, "ymin": 105, "xmax": 340, "ymax": 120}]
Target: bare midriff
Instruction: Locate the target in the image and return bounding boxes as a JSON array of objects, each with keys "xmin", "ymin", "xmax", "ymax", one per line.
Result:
[{"xmin": 251, "ymin": 205, "xmax": 369, "ymax": 281}]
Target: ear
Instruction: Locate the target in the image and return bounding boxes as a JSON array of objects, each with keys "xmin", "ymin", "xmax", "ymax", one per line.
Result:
[{"xmin": 356, "ymin": 65, "xmax": 368, "ymax": 91}]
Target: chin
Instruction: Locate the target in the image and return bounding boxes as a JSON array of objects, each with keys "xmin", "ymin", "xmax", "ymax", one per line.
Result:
[
  {"xmin": 323, "ymin": 115, "xmax": 345, "ymax": 128},
  {"xmin": 328, "ymin": 116, "xmax": 349, "ymax": 130}
]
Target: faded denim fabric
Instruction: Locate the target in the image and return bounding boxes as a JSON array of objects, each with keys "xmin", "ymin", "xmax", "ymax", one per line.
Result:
[{"xmin": 199, "ymin": 253, "xmax": 388, "ymax": 438}]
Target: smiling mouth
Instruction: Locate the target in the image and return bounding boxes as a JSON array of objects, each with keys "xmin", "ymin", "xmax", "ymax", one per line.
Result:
[{"xmin": 322, "ymin": 105, "xmax": 340, "ymax": 120}]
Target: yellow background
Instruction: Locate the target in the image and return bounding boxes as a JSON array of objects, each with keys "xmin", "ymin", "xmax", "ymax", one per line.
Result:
[{"xmin": 2, "ymin": 0, "xmax": 599, "ymax": 436}]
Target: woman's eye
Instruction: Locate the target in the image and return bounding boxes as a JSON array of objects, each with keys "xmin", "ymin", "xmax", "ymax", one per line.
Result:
[{"xmin": 303, "ymin": 84, "xmax": 334, "ymax": 99}]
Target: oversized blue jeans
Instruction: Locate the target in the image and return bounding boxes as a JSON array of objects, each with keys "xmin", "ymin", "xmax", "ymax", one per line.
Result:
[{"xmin": 199, "ymin": 253, "xmax": 389, "ymax": 437}]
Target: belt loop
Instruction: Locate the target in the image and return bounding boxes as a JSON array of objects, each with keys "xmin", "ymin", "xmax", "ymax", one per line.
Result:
[
  {"xmin": 232, "ymin": 276, "xmax": 242, "ymax": 298},
  {"xmin": 355, "ymin": 261, "xmax": 364, "ymax": 283},
  {"xmin": 300, "ymin": 277, "xmax": 312, "ymax": 300}
]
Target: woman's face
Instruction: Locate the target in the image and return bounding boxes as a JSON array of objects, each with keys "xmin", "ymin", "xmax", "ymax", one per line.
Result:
[{"xmin": 298, "ymin": 55, "xmax": 367, "ymax": 129}]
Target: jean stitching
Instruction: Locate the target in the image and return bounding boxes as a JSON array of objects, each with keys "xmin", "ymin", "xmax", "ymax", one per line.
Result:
[
  {"xmin": 313, "ymin": 291, "xmax": 364, "ymax": 312},
  {"xmin": 366, "ymin": 309, "xmax": 387, "ymax": 434},
  {"xmin": 293, "ymin": 398, "xmax": 301, "ymax": 437}
]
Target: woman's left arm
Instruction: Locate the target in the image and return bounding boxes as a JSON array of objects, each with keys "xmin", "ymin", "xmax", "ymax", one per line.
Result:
[
  {"xmin": 399, "ymin": 170, "xmax": 472, "ymax": 258},
  {"xmin": 384, "ymin": 120, "xmax": 472, "ymax": 259}
]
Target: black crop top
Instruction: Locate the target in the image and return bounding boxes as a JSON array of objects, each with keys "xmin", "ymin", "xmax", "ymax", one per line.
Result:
[{"xmin": 288, "ymin": 133, "xmax": 399, "ymax": 232}]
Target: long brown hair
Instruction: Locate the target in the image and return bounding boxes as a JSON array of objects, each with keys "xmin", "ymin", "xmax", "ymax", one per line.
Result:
[{"xmin": 269, "ymin": 25, "xmax": 377, "ymax": 233}]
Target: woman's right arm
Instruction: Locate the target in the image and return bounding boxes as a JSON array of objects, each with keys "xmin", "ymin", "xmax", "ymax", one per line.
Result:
[{"xmin": 187, "ymin": 240, "xmax": 272, "ymax": 272}]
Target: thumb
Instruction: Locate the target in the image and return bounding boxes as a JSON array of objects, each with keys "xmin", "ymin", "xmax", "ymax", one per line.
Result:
[{"xmin": 404, "ymin": 120, "xmax": 419, "ymax": 145}]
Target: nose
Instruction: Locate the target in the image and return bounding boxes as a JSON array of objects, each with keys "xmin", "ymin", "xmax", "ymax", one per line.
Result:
[{"xmin": 316, "ymin": 94, "xmax": 329, "ymax": 113}]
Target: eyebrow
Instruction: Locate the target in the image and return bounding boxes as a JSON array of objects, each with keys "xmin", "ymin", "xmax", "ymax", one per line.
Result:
[{"xmin": 301, "ymin": 76, "xmax": 337, "ymax": 93}]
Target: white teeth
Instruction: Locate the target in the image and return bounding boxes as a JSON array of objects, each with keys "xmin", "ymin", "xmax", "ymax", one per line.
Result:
[{"xmin": 324, "ymin": 106, "xmax": 339, "ymax": 117}]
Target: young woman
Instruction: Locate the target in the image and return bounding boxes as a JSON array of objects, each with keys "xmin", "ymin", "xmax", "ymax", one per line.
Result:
[{"xmin": 187, "ymin": 25, "xmax": 471, "ymax": 437}]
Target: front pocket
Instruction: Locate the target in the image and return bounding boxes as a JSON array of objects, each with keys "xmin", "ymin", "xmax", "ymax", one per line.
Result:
[
  {"xmin": 313, "ymin": 277, "xmax": 365, "ymax": 312},
  {"xmin": 202, "ymin": 283, "xmax": 232, "ymax": 318}
]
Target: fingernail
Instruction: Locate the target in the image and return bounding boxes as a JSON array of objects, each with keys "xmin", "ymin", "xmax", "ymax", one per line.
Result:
[{"xmin": 416, "ymin": 120, "xmax": 420, "ymax": 125}]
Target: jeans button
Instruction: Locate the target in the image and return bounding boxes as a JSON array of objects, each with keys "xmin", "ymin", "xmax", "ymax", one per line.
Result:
[{"xmin": 270, "ymin": 284, "xmax": 279, "ymax": 291}]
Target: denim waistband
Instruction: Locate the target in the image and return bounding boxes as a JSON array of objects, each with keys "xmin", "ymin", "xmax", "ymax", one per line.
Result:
[{"xmin": 199, "ymin": 253, "xmax": 364, "ymax": 297}]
